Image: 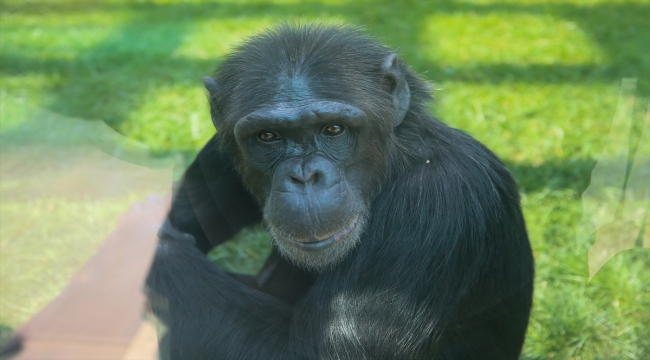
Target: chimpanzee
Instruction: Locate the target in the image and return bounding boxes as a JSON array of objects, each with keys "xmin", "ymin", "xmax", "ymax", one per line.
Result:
[{"xmin": 146, "ymin": 23, "xmax": 534, "ymax": 359}]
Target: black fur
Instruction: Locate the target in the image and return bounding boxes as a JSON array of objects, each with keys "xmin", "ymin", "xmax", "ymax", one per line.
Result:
[{"xmin": 147, "ymin": 23, "xmax": 534, "ymax": 359}]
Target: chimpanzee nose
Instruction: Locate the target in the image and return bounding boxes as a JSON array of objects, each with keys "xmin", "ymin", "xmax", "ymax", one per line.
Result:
[
  {"xmin": 275, "ymin": 155, "xmax": 340, "ymax": 193},
  {"xmin": 290, "ymin": 169, "xmax": 319, "ymax": 185}
]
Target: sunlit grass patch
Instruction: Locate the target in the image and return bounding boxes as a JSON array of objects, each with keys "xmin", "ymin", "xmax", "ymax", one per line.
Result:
[
  {"xmin": 436, "ymin": 83, "xmax": 623, "ymax": 163},
  {"xmin": 422, "ymin": 13, "xmax": 604, "ymax": 66},
  {"xmin": 123, "ymin": 85, "xmax": 214, "ymax": 152}
]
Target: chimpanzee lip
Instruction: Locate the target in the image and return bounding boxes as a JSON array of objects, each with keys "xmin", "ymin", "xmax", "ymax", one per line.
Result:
[{"xmin": 289, "ymin": 215, "xmax": 360, "ymax": 251}]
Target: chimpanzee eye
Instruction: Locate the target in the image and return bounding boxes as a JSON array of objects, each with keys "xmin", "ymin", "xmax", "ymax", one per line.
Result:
[
  {"xmin": 257, "ymin": 131, "xmax": 281, "ymax": 142},
  {"xmin": 324, "ymin": 124, "xmax": 345, "ymax": 136}
]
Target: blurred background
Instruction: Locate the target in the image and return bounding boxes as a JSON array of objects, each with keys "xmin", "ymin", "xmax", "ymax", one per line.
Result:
[{"xmin": 1, "ymin": 0, "xmax": 648, "ymax": 358}]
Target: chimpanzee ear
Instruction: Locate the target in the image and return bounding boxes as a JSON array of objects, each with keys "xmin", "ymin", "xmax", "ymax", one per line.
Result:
[
  {"xmin": 381, "ymin": 53, "xmax": 410, "ymax": 127},
  {"xmin": 203, "ymin": 76, "xmax": 220, "ymax": 95},
  {"xmin": 203, "ymin": 76, "xmax": 221, "ymax": 128}
]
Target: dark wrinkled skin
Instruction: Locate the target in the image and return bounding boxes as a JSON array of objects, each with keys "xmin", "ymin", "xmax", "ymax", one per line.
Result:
[
  {"xmin": 146, "ymin": 23, "xmax": 534, "ymax": 360},
  {"xmin": 234, "ymin": 99, "xmax": 372, "ymax": 267}
]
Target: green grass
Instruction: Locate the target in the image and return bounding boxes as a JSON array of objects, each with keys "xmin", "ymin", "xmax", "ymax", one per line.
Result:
[{"xmin": 1, "ymin": 0, "xmax": 648, "ymax": 358}]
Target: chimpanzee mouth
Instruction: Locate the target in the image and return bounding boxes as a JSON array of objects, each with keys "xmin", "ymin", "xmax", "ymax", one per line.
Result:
[{"xmin": 289, "ymin": 214, "xmax": 360, "ymax": 251}]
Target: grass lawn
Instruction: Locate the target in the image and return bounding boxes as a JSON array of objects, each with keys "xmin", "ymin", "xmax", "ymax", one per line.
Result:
[{"xmin": 1, "ymin": 0, "xmax": 648, "ymax": 358}]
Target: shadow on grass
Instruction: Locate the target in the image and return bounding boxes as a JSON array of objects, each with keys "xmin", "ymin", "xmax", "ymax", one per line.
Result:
[
  {"xmin": 0, "ymin": 325, "xmax": 15, "ymax": 356},
  {"xmin": 507, "ymin": 158, "xmax": 596, "ymax": 194},
  {"xmin": 1, "ymin": 0, "xmax": 648, "ymax": 128}
]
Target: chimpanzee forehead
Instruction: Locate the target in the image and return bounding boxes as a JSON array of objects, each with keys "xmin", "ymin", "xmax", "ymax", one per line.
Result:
[
  {"xmin": 214, "ymin": 25, "xmax": 398, "ymax": 123},
  {"xmin": 273, "ymin": 75, "xmax": 315, "ymax": 103}
]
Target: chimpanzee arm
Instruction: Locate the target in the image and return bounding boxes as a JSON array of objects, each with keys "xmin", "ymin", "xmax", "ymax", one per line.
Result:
[
  {"xmin": 168, "ymin": 136, "xmax": 262, "ymax": 253},
  {"xmin": 147, "ymin": 222, "xmax": 302, "ymax": 360}
]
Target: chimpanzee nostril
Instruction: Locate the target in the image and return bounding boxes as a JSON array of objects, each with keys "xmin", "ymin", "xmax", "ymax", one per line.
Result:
[
  {"xmin": 311, "ymin": 171, "xmax": 319, "ymax": 184},
  {"xmin": 290, "ymin": 174, "xmax": 304, "ymax": 185}
]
